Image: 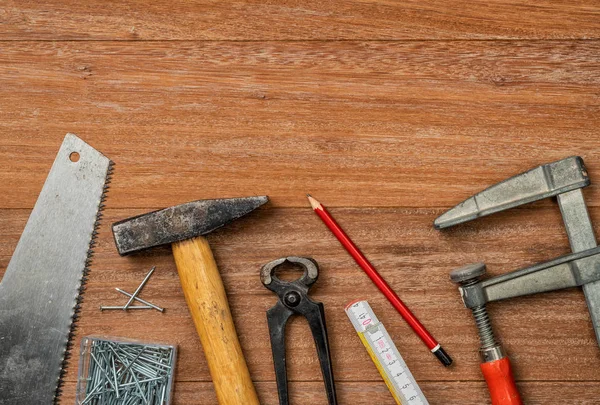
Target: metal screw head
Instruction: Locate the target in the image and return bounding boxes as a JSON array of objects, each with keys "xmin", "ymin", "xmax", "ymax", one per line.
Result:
[{"xmin": 450, "ymin": 262, "xmax": 486, "ymax": 284}]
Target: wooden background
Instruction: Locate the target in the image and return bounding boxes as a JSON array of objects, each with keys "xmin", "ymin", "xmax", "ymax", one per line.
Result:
[{"xmin": 1, "ymin": 1, "xmax": 600, "ymax": 403}]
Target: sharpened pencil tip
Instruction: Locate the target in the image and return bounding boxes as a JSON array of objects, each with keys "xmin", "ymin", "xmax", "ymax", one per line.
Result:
[{"xmin": 307, "ymin": 194, "xmax": 322, "ymax": 210}]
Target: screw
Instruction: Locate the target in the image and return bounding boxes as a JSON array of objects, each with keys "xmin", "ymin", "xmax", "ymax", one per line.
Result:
[{"xmin": 450, "ymin": 263, "xmax": 499, "ymax": 354}]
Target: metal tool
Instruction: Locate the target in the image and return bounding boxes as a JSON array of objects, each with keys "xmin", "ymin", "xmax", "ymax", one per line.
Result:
[
  {"xmin": 346, "ymin": 300, "xmax": 429, "ymax": 405},
  {"xmin": 436, "ymin": 157, "xmax": 600, "ymax": 340},
  {"xmin": 450, "ymin": 264, "xmax": 522, "ymax": 405},
  {"xmin": 113, "ymin": 196, "xmax": 268, "ymax": 405},
  {"xmin": 436, "ymin": 156, "xmax": 600, "ymax": 404},
  {"xmin": 0, "ymin": 134, "xmax": 113, "ymax": 404},
  {"xmin": 261, "ymin": 256, "xmax": 338, "ymax": 405}
]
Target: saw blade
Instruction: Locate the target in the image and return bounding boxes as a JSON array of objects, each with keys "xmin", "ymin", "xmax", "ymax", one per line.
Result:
[{"xmin": 0, "ymin": 134, "xmax": 113, "ymax": 404}]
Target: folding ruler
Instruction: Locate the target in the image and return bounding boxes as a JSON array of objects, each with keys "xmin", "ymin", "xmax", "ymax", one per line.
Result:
[{"xmin": 346, "ymin": 300, "xmax": 429, "ymax": 405}]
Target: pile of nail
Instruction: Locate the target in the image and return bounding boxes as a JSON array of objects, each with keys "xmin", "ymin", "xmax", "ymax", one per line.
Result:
[{"xmin": 77, "ymin": 337, "xmax": 177, "ymax": 405}]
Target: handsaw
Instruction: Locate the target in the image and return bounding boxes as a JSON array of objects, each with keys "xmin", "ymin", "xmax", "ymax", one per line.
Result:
[{"xmin": 0, "ymin": 134, "xmax": 113, "ymax": 404}]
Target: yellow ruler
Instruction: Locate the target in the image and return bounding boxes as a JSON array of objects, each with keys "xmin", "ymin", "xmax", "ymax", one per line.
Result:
[{"xmin": 345, "ymin": 300, "xmax": 429, "ymax": 405}]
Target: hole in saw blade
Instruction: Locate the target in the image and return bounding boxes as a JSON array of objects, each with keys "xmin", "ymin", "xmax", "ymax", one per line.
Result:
[{"xmin": 69, "ymin": 152, "xmax": 80, "ymax": 162}]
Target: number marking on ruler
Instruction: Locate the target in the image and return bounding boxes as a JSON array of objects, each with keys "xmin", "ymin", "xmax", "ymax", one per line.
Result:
[{"xmin": 345, "ymin": 300, "xmax": 429, "ymax": 405}]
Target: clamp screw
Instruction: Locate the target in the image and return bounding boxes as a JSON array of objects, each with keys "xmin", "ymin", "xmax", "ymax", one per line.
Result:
[
  {"xmin": 450, "ymin": 263, "xmax": 500, "ymax": 358},
  {"xmin": 450, "ymin": 262, "xmax": 486, "ymax": 283}
]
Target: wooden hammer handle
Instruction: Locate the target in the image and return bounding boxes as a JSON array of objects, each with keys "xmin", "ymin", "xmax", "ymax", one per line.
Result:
[{"xmin": 172, "ymin": 236, "xmax": 260, "ymax": 405}]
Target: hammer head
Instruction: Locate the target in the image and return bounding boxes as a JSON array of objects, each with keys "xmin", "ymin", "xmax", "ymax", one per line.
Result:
[{"xmin": 113, "ymin": 196, "xmax": 268, "ymax": 255}]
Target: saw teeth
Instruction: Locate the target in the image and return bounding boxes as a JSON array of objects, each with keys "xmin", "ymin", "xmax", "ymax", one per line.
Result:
[{"xmin": 54, "ymin": 160, "xmax": 114, "ymax": 404}]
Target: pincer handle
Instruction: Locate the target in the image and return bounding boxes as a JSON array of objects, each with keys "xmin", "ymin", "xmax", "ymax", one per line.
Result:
[{"xmin": 480, "ymin": 357, "xmax": 523, "ymax": 405}]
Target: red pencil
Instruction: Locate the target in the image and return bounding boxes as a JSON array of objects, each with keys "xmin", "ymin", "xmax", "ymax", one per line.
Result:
[{"xmin": 308, "ymin": 194, "xmax": 452, "ymax": 367}]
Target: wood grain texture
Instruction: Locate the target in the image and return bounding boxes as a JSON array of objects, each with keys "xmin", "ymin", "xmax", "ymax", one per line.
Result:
[
  {"xmin": 0, "ymin": 41, "xmax": 599, "ymax": 210},
  {"xmin": 55, "ymin": 381, "xmax": 600, "ymax": 405},
  {"xmin": 2, "ymin": 1, "xmax": 600, "ymax": 403},
  {"xmin": 2, "ymin": 205, "xmax": 600, "ymax": 403},
  {"xmin": 1, "ymin": 0, "xmax": 600, "ymax": 40}
]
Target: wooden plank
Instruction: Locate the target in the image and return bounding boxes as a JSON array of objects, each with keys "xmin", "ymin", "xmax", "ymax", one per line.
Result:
[
  {"xmin": 2, "ymin": 8, "xmax": 600, "ymax": 402},
  {"xmin": 57, "ymin": 381, "xmax": 600, "ymax": 404},
  {"xmin": 2, "ymin": 204, "xmax": 600, "ymax": 403},
  {"xmin": 0, "ymin": 41, "xmax": 599, "ymax": 209},
  {"xmin": 1, "ymin": 1, "xmax": 599, "ymax": 40}
]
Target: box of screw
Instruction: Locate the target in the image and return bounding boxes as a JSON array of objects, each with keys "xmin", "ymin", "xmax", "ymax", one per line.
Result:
[{"xmin": 76, "ymin": 336, "xmax": 177, "ymax": 405}]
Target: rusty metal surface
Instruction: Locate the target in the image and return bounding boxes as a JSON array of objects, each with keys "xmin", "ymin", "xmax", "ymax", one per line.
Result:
[
  {"xmin": 0, "ymin": 134, "xmax": 113, "ymax": 404},
  {"xmin": 440, "ymin": 156, "xmax": 600, "ymax": 349},
  {"xmin": 261, "ymin": 257, "xmax": 338, "ymax": 405},
  {"xmin": 434, "ymin": 156, "xmax": 589, "ymax": 230},
  {"xmin": 112, "ymin": 196, "xmax": 268, "ymax": 255}
]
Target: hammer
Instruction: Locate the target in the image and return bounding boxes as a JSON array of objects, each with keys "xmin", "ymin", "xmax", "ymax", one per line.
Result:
[{"xmin": 112, "ymin": 196, "xmax": 268, "ymax": 405}]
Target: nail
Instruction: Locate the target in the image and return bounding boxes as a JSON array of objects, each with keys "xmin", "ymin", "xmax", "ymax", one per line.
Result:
[
  {"xmin": 116, "ymin": 288, "xmax": 164, "ymax": 312},
  {"xmin": 100, "ymin": 305, "xmax": 153, "ymax": 311},
  {"xmin": 124, "ymin": 266, "xmax": 156, "ymax": 310},
  {"xmin": 80, "ymin": 338, "xmax": 175, "ymax": 403}
]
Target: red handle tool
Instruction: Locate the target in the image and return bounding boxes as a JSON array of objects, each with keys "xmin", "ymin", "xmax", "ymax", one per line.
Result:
[{"xmin": 481, "ymin": 357, "xmax": 522, "ymax": 405}]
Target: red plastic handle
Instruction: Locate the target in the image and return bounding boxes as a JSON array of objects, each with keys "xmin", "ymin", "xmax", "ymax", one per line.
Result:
[{"xmin": 480, "ymin": 357, "xmax": 523, "ymax": 405}]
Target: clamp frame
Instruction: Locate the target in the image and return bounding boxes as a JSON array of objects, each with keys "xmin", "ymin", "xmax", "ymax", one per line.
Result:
[{"xmin": 437, "ymin": 156, "xmax": 600, "ymax": 346}]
